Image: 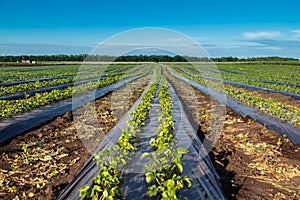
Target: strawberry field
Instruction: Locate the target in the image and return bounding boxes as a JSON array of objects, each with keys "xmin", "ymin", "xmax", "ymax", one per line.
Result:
[{"xmin": 0, "ymin": 63, "xmax": 299, "ymax": 199}]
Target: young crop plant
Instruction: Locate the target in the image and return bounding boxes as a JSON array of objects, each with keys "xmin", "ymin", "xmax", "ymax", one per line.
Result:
[
  {"xmin": 143, "ymin": 77, "xmax": 191, "ymax": 200},
  {"xmin": 79, "ymin": 75, "xmax": 159, "ymax": 200},
  {"xmin": 0, "ymin": 67, "xmax": 150, "ymax": 120},
  {"xmin": 172, "ymin": 67, "xmax": 300, "ymax": 127}
]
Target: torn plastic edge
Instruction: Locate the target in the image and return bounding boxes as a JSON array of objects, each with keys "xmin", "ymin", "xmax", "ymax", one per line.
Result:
[
  {"xmin": 168, "ymin": 68, "xmax": 300, "ymax": 146},
  {"xmin": 0, "ymin": 68, "xmax": 151, "ymax": 145}
]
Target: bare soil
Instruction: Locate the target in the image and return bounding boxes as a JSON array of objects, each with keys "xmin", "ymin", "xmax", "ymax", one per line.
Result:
[
  {"xmin": 164, "ymin": 68, "xmax": 300, "ymax": 200},
  {"xmin": 0, "ymin": 74, "xmax": 151, "ymax": 199}
]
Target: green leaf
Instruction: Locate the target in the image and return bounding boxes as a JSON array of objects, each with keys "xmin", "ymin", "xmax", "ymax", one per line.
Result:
[
  {"xmin": 177, "ymin": 147, "xmax": 188, "ymax": 155},
  {"xmin": 79, "ymin": 185, "xmax": 91, "ymax": 197},
  {"xmin": 141, "ymin": 152, "xmax": 149, "ymax": 159},
  {"xmin": 145, "ymin": 172, "xmax": 154, "ymax": 183},
  {"xmin": 176, "ymin": 162, "xmax": 183, "ymax": 173}
]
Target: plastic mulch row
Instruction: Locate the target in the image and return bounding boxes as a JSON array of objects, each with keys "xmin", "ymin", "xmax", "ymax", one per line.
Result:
[
  {"xmin": 58, "ymin": 73, "xmax": 227, "ymax": 199},
  {"xmin": 181, "ymin": 68, "xmax": 300, "ymax": 99},
  {"xmin": 57, "ymin": 71, "xmax": 157, "ymax": 199},
  {"xmin": 169, "ymin": 68, "xmax": 300, "ymax": 146},
  {"xmin": 0, "ymin": 69, "xmax": 151, "ymax": 144},
  {"xmin": 0, "ymin": 77, "xmax": 107, "ymax": 100}
]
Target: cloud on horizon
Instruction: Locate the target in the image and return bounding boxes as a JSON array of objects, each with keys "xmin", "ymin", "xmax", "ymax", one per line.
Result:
[
  {"xmin": 0, "ymin": 42, "xmax": 93, "ymax": 55},
  {"xmin": 1, "ymin": 31, "xmax": 300, "ymax": 59},
  {"xmin": 242, "ymin": 31, "xmax": 282, "ymax": 39}
]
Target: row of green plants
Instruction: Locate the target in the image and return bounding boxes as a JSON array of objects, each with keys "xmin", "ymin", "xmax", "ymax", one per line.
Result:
[
  {"xmin": 216, "ymin": 64, "xmax": 300, "ymax": 84},
  {"xmin": 142, "ymin": 78, "xmax": 191, "ymax": 199},
  {"xmin": 0, "ymin": 65, "xmax": 138, "ymax": 96},
  {"xmin": 0, "ymin": 67, "xmax": 150, "ymax": 120},
  {"xmin": 0, "ymin": 78, "xmax": 74, "ymax": 96},
  {"xmin": 0, "ymin": 64, "xmax": 137, "ymax": 83},
  {"xmin": 226, "ymin": 88, "xmax": 300, "ymax": 125},
  {"xmin": 179, "ymin": 65, "xmax": 300, "ymax": 94},
  {"xmin": 172, "ymin": 67, "xmax": 300, "ymax": 126},
  {"xmin": 190, "ymin": 63, "xmax": 300, "ymax": 84},
  {"xmin": 0, "ymin": 66, "xmax": 79, "ymax": 83},
  {"xmin": 224, "ymin": 76, "xmax": 300, "ymax": 94},
  {"xmin": 79, "ymin": 74, "xmax": 159, "ymax": 200}
]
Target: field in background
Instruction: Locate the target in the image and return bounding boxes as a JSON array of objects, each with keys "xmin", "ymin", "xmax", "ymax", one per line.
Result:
[{"xmin": 0, "ymin": 62, "xmax": 299, "ymax": 199}]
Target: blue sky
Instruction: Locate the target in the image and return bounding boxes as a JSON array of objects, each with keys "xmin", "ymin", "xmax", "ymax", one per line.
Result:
[{"xmin": 0, "ymin": 0, "xmax": 300, "ymax": 58}]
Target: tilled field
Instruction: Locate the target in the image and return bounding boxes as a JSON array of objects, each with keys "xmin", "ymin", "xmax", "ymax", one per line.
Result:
[
  {"xmin": 164, "ymin": 68, "xmax": 300, "ymax": 200},
  {"xmin": 0, "ymin": 73, "xmax": 152, "ymax": 199}
]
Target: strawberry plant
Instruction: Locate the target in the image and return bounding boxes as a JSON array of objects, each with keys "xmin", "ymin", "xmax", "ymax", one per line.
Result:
[
  {"xmin": 144, "ymin": 77, "xmax": 191, "ymax": 199},
  {"xmin": 79, "ymin": 72, "xmax": 159, "ymax": 199},
  {"xmin": 0, "ymin": 67, "xmax": 150, "ymax": 120},
  {"xmin": 172, "ymin": 67, "xmax": 300, "ymax": 126}
]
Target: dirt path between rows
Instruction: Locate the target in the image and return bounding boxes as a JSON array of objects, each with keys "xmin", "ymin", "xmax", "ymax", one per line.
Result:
[
  {"xmin": 164, "ymin": 68, "xmax": 300, "ymax": 200},
  {"xmin": 0, "ymin": 73, "xmax": 152, "ymax": 199}
]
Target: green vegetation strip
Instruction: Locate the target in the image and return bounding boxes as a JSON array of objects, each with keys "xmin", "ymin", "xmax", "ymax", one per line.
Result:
[
  {"xmin": 0, "ymin": 78, "xmax": 74, "ymax": 96},
  {"xmin": 180, "ymin": 64, "xmax": 300, "ymax": 93},
  {"xmin": 0, "ymin": 67, "xmax": 149, "ymax": 120},
  {"xmin": 172, "ymin": 67, "xmax": 300, "ymax": 126},
  {"xmin": 0, "ymin": 65, "xmax": 136, "ymax": 96},
  {"xmin": 79, "ymin": 75, "xmax": 159, "ymax": 199},
  {"xmin": 0, "ymin": 64, "xmax": 135, "ymax": 83},
  {"xmin": 142, "ymin": 77, "xmax": 191, "ymax": 200}
]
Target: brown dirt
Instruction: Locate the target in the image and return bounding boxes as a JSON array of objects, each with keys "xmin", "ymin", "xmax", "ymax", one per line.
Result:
[
  {"xmin": 0, "ymin": 73, "xmax": 152, "ymax": 199},
  {"xmin": 176, "ymin": 66, "xmax": 300, "ymax": 110},
  {"xmin": 164, "ymin": 68, "xmax": 300, "ymax": 200}
]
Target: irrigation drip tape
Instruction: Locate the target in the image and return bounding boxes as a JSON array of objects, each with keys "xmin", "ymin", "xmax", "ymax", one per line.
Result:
[
  {"xmin": 169, "ymin": 68, "xmax": 300, "ymax": 146},
  {"xmin": 168, "ymin": 82, "xmax": 226, "ymax": 199},
  {"xmin": 57, "ymin": 71, "xmax": 156, "ymax": 200},
  {"xmin": 0, "ymin": 77, "xmax": 107, "ymax": 100},
  {"xmin": 180, "ymin": 68, "xmax": 300, "ymax": 100},
  {"xmin": 0, "ymin": 69, "xmax": 150, "ymax": 145}
]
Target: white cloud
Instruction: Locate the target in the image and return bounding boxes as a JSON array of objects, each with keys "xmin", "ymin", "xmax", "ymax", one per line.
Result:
[
  {"xmin": 292, "ymin": 30, "xmax": 300, "ymax": 37},
  {"xmin": 256, "ymin": 46, "xmax": 282, "ymax": 50},
  {"xmin": 242, "ymin": 31, "xmax": 282, "ymax": 39},
  {"xmin": 292, "ymin": 30, "xmax": 300, "ymax": 33}
]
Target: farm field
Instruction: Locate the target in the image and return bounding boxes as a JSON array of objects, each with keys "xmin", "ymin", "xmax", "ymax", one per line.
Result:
[{"xmin": 0, "ymin": 62, "xmax": 300, "ymax": 200}]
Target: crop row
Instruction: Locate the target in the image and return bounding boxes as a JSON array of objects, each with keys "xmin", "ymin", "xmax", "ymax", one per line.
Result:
[
  {"xmin": 172, "ymin": 67, "xmax": 300, "ymax": 126},
  {"xmin": 0, "ymin": 66, "xmax": 79, "ymax": 82},
  {"xmin": 0, "ymin": 78, "xmax": 74, "ymax": 96},
  {"xmin": 142, "ymin": 77, "xmax": 191, "ymax": 199},
  {"xmin": 223, "ymin": 76, "xmax": 300, "ymax": 94},
  {"xmin": 179, "ymin": 65, "xmax": 300, "ymax": 94},
  {"xmin": 0, "ymin": 66, "xmax": 138, "ymax": 96},
  {"xmin": 0, "ymin": 67, "xmax": 149, "ymax": 120},
  {"xmin": 0, "ymin": 64, "xmax": 137, "ymax": 83},
  {"xmin": 191, "ymin": 64, "xmax": 300, "ymax": 84},
  {"xmin": 79, "ymin": 73, "xmax": 159, "ymax": 199}
]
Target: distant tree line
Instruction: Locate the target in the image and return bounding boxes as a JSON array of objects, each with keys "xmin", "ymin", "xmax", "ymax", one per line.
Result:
[
  {"xmin": 212, "ymin": 56, "xmax": 299, "ymax": 62},
  {"xmin": 0, "ymin": 55, "xmax": 298, "ymax": 63}
]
